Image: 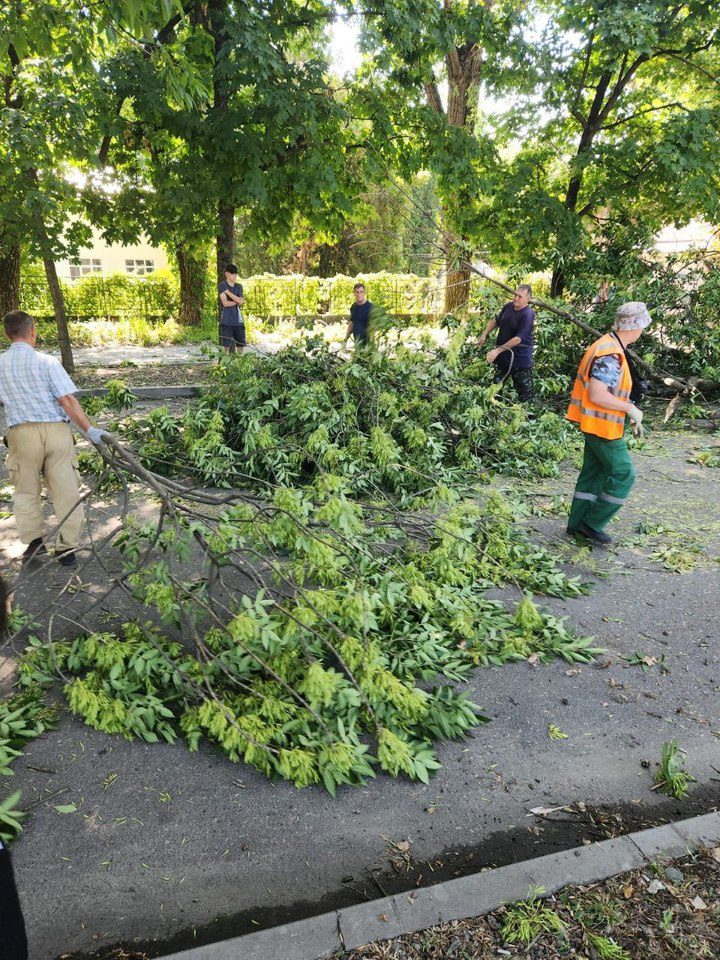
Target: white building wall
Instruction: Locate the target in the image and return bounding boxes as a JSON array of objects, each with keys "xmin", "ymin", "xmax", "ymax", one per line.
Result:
[
  {"xmin": 56, "ymin": 228, "xmax": 170, "ymax": 280},
  {"xmin": 654, "ymin": 220, "xmax": 717, "ymax": 254}
]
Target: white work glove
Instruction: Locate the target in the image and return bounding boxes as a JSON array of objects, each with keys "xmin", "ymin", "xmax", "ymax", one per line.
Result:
[
  {"xmin": 626, "ymin": 404, "xmax": 644, "ymax": 438},
  {"xmin": 85, "ymin": 426, "xmax": 110, "ymax": 446}
]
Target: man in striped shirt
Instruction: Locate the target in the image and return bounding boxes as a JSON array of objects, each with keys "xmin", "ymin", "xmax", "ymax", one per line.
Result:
[{"xmin": 0, "ymin": 310, "xmax": 108, "ymax": 568}]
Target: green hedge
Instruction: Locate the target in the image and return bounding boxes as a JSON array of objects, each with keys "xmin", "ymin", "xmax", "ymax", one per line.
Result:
[
  {"xmin": 20, "ymin": 265, "xmax": 543, "ymax": 322},
  {"xmin": 216, "ymin": 272, "xmax": 447, "ymax": 316},
  {"xmin": 20, "ymin": 265, "xmax": 178, "ymax": 320}
]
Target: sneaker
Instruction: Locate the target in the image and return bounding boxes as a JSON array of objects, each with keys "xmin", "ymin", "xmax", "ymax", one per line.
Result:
[
  {"xmin": 573, "ymin": 522, "xmax": 613, "ymax": 545},
  {"xmin": 57, "ymin": 550, "xmax": 77, "ymax": 567},
  {"xmin": 21, "ymin": 538, "xmax": 46, "ymax": 566}
]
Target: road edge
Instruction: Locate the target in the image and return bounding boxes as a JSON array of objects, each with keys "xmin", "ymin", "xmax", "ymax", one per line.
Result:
[{"xmin": 158, "ymin": 811, "xmax": 720, "ymax": 960}]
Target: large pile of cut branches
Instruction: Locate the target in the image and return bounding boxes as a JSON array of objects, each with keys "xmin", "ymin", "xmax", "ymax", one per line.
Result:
[
  {"xmin": 110, "ymin": 341, "xmax": 575, "ymax": 495},
  {"xmin": 6, "ymin": 344, "xmax": 595, "ymax": 801},
  {"xmin": 16, "ymin": 473, "xmax": 597, "ymax": 796}
]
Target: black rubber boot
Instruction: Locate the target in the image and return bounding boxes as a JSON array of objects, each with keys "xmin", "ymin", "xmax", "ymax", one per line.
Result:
[{"xmin": 572, "ymin": 521, "xmax": 613, "ymax": 545}]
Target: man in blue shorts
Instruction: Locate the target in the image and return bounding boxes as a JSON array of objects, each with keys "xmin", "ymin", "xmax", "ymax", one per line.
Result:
[{"xmin": 218, "ymin": 264, "xmax": 246, "ymax": 355}]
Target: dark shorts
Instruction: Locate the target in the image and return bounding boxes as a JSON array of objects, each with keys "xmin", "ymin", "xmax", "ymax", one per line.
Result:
[{"xmin": 220, "ymin": 324, "xmax": 246, "ymax": 349}]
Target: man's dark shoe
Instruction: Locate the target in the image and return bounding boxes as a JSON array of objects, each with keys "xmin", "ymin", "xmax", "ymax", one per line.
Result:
[
  {"xmin": 571, "ymin": 522, "xmax": 612, "ymax": 545},
  {"xmin": 21, "ymin": 538, "xmax": 46, "ymax": 566},
  {"xmin": 57, "ymin": 550, "xmax": 76, "ymax": 568}
]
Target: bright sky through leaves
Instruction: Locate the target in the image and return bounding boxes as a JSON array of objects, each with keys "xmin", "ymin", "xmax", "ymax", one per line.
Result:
[{"xmin": 329, "ymin": 11, "xmax": 361, "ymax": 76}]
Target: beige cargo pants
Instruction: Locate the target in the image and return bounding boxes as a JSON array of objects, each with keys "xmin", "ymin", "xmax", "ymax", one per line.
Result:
[{"xmin": 6, "ymin": 422, "xmax": 83, "ymax": 551}]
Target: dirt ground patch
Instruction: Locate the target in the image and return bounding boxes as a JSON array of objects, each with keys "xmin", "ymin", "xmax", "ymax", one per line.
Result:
[{"xmin": 72, "ymin": 362, "xmax": 215, "ymax": 390}]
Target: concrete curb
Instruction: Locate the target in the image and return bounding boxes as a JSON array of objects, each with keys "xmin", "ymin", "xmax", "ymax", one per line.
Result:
[
  {"xmin": 75, "ymin": 385, "xmax": 203, "ymax": 400},
  {"xmin": 159, "ymin": 811, "xmax": 720, "ymax": 960}
]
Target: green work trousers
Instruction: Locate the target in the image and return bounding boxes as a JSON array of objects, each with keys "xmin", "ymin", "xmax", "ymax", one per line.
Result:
[{"xmin": 567, "ymin": 433, "xmax": 635, "ymax": 533}]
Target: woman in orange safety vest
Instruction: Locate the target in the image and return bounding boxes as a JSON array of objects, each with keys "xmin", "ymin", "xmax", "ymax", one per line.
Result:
[{"xmin": 566, "ymin": 301, "xmax": 651, "ymax": 544}]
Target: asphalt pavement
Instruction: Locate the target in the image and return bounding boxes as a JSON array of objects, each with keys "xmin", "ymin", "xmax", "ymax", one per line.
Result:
[{"xmin": 0, "ymin": 424, "xmax": 718, "ymax": 960}]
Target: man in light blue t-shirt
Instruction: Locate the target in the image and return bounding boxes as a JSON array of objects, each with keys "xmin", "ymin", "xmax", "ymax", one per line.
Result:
[{"xmin": 0, "ymin": 310, "xmax": 109, "ymax": 568}]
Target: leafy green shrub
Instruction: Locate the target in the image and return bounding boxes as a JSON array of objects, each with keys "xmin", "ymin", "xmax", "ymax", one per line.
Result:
[
  {"xmin": 34, "ymin": 315, "xmax": 217, "ymax": 348},
  {"xmin": 242, "ymin": 272, "xmax": 444, "ymax": 316},
  {"xmin": 242, "ymin": 274, "xmax": 322, "ymax": 315},
  {"xmin": 20, "ymin": 267, "xmax": 178, "ymax": 321}
]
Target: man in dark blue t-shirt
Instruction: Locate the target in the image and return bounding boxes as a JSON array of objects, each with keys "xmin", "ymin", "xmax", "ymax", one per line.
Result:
[
  {"xmin": 344, "ymin": 282, "xmax": 373, "ymax": 346},
  {"xmin": 218, "ymin": 264, "xmax": 246, "ymax": 355},
  {"xmin": 478, "ymin": 283, "xmax": 535, "ymax": 401}
]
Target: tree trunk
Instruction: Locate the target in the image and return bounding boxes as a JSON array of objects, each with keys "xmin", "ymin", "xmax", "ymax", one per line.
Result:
[
  {"xmin": 424, "ymin": 23, "xmax": 484, "ymax": 314},
  {"xmin": 550, "ymin": 75, "xmax": 610, "ymax": 300},
  {"xmin": 176, "ymin": 247, "xmax": 207, "ymax": 326},
  {"xmin": 443, "ymin": 235, "xmax": 472, "ymax": 314},
  {"xmin": 216, "ymin": 201, "xmax": 235, "ymax": 281},
  {"xmin": 43, "ymin": 259, "xmax": 74, "ymax": 373},
  {"xmin": 0, "ymin": 240, "xmax": 21, "ymax": 317},
  {"xmin": 209, "ymin": 0, "xmax": 234, "ymax": 284}
]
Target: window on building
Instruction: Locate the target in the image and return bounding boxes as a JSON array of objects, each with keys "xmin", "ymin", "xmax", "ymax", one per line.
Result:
[
  {"xmin": 125, "ymin": 259, "xmax": 155, "ymax": 276},
  {"xmin": 69, "ymin": 258, "xmax": 102, "ymax": 279}
]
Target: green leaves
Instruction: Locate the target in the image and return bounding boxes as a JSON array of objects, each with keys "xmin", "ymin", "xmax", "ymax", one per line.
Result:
[
  {"xmin": 43, "ymin": 333, "xmax": 605, "ymax": 797},
  {"xmin": 377, "ymin": 727, "xmax": 415, "ymax": 778},
  {"xmin": 0, "ymin": 689, "xmax": 59, "ymax": 842},
  {"xmin": 0, "ymin": 792, "xmax": 25, "ymax": 844},
  {"xmin": 121, "ymin": 341, "xmax": 575, "ymax": 496},
  {"xmin": 654, "ymin": 739, "xmax": 696, "ymax": 800},
  {"xmin": 24, "ymin": 472, "xmax": 601, "ymax": 794},
  {"xmin": 298, "ymin": 663, "xmax": 345, "ymax": 710},
  {"xmin": 12, "ymin": 316, "xmax": 607, "ymax": 801}
]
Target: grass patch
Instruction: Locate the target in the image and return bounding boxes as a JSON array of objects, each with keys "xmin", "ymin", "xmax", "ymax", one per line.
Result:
[{"xmin": 501, "ymin": 890, "xmax": 568, "ymax": 945}]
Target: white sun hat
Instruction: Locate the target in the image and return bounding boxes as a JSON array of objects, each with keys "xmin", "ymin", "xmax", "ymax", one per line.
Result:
[{"xmin": 614, "ymin": 301, "xmax": 652, "ymax": 331}]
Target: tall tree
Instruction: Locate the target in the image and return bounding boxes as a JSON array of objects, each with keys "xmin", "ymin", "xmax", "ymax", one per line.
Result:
[
  {"xmin": 485, "ymin": 0, "xmax": 720, "ymax": 295},
  {"xmin": 422, "ymin": 2, "xmax": 484, "ymax": 311},
  {"xmin": 94, "ymin": 0, "xmax": 356, "ymax": 322},
  {"xmin": 358, "ymin": 0, "xmax": 524, "ymax": 312},
  {"xmin": 0, "ymin": 3, "xmax": 90, "ymax": 368},
  {"xmin": 0, "ymin": 0, "xmax": 182, "ymax": 368}
]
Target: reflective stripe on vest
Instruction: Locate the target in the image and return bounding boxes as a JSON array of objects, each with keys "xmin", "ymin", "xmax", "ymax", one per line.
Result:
[
  {"xmin": 566, "ymin": 335, "xmax": 632, "ymax": 440},
  {"xmin": 568, "ymin": 397, "xmax": 625, "ymax": 425}
]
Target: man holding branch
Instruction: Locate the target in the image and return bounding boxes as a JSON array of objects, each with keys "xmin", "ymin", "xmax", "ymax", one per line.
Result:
[{"xmin": 478, "ymin": 284, "xmax": 535, "ymax": 402}]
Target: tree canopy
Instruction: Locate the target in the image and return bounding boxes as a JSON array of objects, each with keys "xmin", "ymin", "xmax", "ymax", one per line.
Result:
[{"xmin": 2, "ymin": 0, "xmax": 719, "ymax": 336}]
